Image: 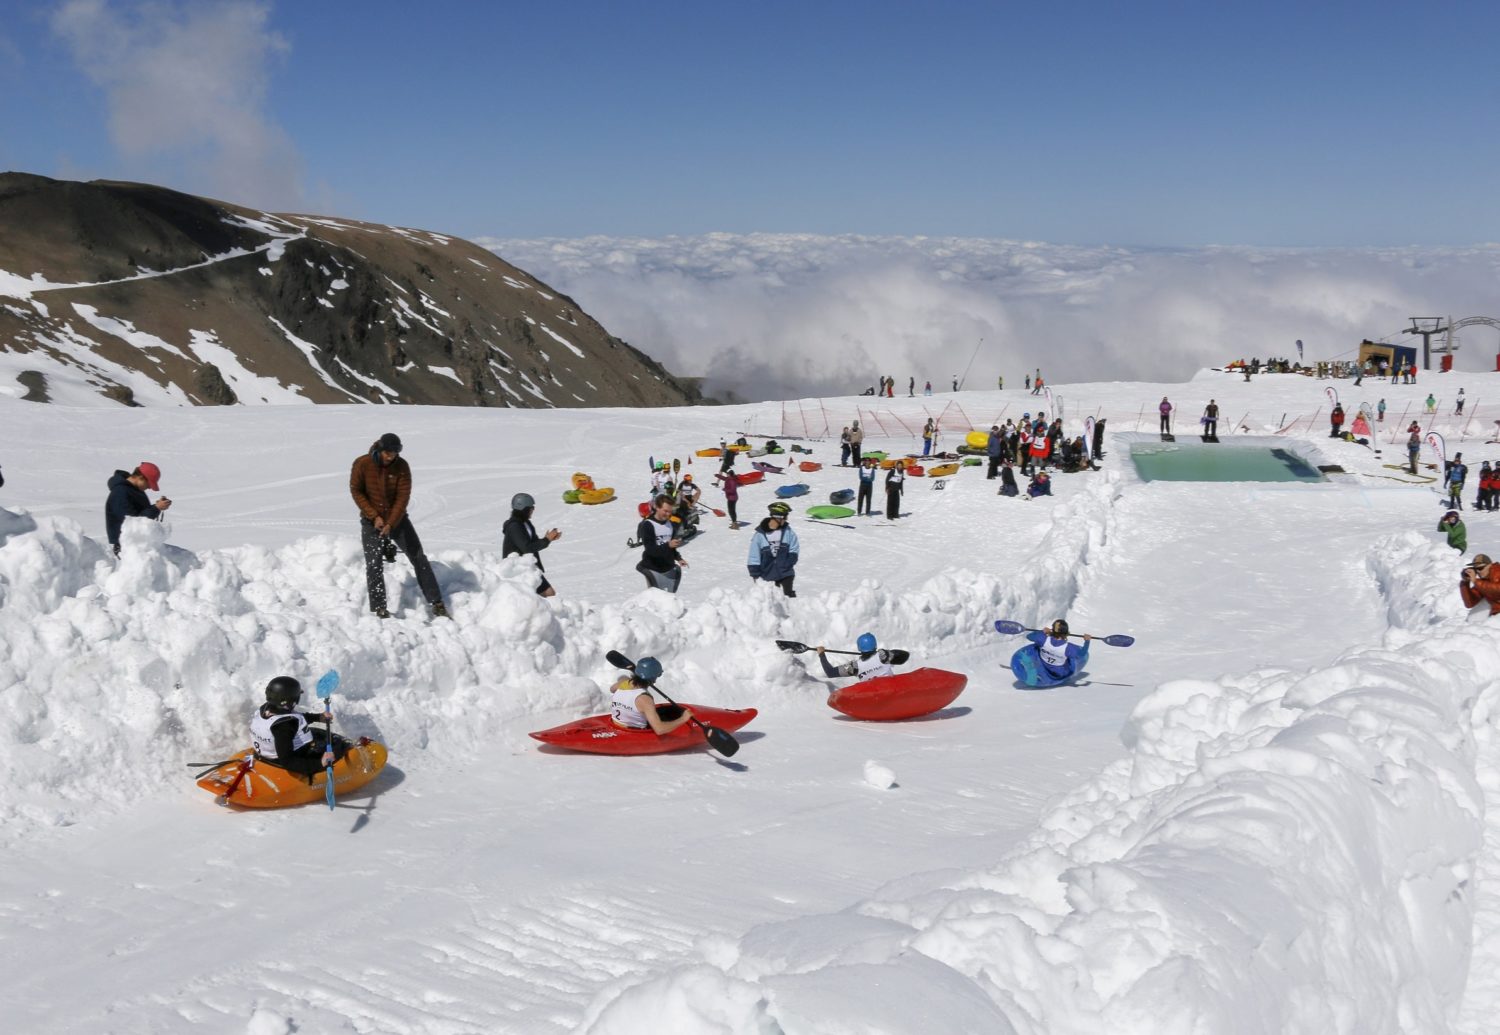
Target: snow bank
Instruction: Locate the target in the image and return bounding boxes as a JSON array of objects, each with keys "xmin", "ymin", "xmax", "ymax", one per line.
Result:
[
  {"xmin": 0, "ymin": 475, "xmax": 1119, "ymax": 837},
  {"xmin": 584, "ymin": 530, "xmax": 1495, "ymax": 1033}
]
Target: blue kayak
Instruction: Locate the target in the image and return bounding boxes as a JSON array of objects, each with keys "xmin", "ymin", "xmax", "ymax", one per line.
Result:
[
  {"xmin": 775, "ymin": 483, "xmax": 810, "ymax": 498},
  {"xmin": 1010, "ymin": 644, "xmax": 1081, "ymax": 688}
]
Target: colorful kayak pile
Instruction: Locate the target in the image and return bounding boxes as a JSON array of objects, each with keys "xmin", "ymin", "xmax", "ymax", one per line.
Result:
[{"xmin": 564, "ymin": 472, "xmax": 616, "ymax": 505}]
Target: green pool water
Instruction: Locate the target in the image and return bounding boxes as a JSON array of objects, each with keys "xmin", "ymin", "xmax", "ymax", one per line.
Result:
[{"xmin": 1129, "ymin": 443, "xmax": 1326, "ymax": 483}]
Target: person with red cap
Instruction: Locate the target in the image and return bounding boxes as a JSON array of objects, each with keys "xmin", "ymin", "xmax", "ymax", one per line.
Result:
[{"xmin": 104, "ymin": 461, "xmax": 172, "ymax": 556}]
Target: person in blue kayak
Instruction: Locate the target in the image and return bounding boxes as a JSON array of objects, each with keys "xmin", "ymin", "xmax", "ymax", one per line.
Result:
[
  {"xmin": 609, "ymin": 656, "xmax": 694, "ymax": 735},
  {"xmin": 816, "ymin": 632, "xmax": 900, "ymax": 680},
  {"xmin": 1028, "ymin": 620, "xmax": 1091, "ymax": 681},
  {"xmin": 748, "ymin": 501, "xmax": 800, "ymax": 597}
]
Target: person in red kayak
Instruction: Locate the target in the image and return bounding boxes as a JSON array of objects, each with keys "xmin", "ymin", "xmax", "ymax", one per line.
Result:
[
  {"xmin": 609, "ymin": 656, "xmax": 695, "ymax": 735},
  {"xmin": 816, "ymin": 632, "xmax": 901, "ymax": 680},
  {"xmin": 251, "ymin": 676, "xmax": 346, "ymax": 777}
]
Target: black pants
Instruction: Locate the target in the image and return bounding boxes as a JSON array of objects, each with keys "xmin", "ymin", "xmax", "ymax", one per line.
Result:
[
  {"xmin": 775, "ymin": 574, "xmax": 796, "ymax": 597},
  {"xmin": 1204, "ymin": 420, "xmax": 1217, "ymax": 437},
  {"xmin": 726, "ymin": 499, "xmax": 738, "ymax": 525},
  {"xmin": 886, "ymin": 487, "xmax": 901, "ymax": 519},
  {"xmin": 1160, "ymin": 415, "xmax": 1171, "ymax": 433},
  {"xmin": 362, "ymin": 518, "xmax": 442, "ymax": 612},
  {"xmin": 987, "ymin": 455, "xmax": 1000, "ymax": 478},
  {"xmin": 636, "ymin": 560, "xmax": 681, "ymax": 593},
  {"xmin": 857, "ymin": 482, "xmax": 873, "ymax": 515}
]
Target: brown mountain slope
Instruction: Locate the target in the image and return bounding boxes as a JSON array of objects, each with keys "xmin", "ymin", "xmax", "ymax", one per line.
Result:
[{"xmin": 0, "ymin": 172, "xmax": 700, "ymax": 407}]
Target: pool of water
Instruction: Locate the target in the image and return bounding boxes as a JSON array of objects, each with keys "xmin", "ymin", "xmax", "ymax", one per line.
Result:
[{"xmin": 1129, "ymin": 443, "xmax": 1326, "ymax": 483}]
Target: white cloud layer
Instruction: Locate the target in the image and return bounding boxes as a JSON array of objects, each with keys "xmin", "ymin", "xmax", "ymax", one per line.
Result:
[
  {"xmin": 484, "ymin": 233, "xmax": 1500, "ymax": 401},
  {"xmin": 51, "ymin": 0, "xmax": 302, "ymax": 208}
]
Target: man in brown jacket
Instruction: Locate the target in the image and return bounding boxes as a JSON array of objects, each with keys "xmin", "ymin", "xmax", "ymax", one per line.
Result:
[
  {"xmin": 1461, "ymin": 553, "xmax": 1500, "ymax": 616},
  {"xmin": 350, "ymin": 432, "xmax": 448, "ymax": 619}
]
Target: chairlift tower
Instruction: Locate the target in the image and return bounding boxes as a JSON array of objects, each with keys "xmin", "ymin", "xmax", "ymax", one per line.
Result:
[{"xmin": 1405, "ymin": 317, "xmax": 1450, "ymax": 371}]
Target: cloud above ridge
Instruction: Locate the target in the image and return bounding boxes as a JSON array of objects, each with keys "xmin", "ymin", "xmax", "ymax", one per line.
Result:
[
  {"xmin": 51, "ymin": 0, "xmax": 303, "ymax": 208},
  {"xmin": 484, "ymin": 233, "xmax": 1500, "ymax": 401}
]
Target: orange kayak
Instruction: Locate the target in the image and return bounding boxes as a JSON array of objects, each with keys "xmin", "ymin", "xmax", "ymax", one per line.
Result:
[{"xmin": 196, "ymin": 738, "xmax": 388, "ymax": 808}]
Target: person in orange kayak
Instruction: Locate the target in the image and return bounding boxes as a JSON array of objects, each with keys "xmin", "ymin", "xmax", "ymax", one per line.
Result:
[
  {"xmin": 609, "ymin": 657, "xmax": 695, "ymax": 735},
  {"xmin": 816, "ymin": 632, "xmax": 900, "ymax": 680},
  {"xmin": 251, "ymin": 676, "xmax": 346, "ymax": 777}
]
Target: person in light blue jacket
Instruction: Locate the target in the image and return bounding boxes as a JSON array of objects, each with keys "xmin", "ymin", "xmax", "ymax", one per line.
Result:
[{"xmin": 747, "ymin": 502, "xmax": 800, "ymax": 598}]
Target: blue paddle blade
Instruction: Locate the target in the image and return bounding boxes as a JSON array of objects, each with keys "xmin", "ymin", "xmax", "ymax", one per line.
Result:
[
  {"xmin": 994, "ymin": 620, "xmax": 1025, "ymax": 635},
  {"xmin": 324, "ymin": 765, "xmax": 336, "ymax": 809},
  {"xmin": 315, "ymin": 670, "xmax": 340, "ymax": 699},
  {"xmin": 1103, "ymin": 634, "xmax": 1136, "ymax": 647}
]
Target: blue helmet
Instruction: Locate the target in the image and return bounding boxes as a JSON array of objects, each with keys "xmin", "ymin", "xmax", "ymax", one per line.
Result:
[
  {"xmin": 857, "ymin": 632, "xmax": 877, "ymax": 653},
  {"xmin": 634, "ymin": 656, "xmax": 663, "ymax": 683}
]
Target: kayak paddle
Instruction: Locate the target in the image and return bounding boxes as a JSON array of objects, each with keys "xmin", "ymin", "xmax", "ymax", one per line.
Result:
[
  {"xmin": 603, "ymin": 650, "xmax": 740, "ymax": 756},
  {"xmin": 315, "ymin": 669, "xmax": 340, "ymax": 810},
  {"xmin": 993, "ymin": 620, "xmax": 1135, "ymax": 647},
  {"xmin": 775, "ymin": 641, "xmax": 910, "ymax": 664}
]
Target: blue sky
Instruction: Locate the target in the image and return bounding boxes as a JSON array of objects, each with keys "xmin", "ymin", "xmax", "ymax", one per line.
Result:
[{"xmin": 2, "ymin": 0, "xmax": 1498, "ymax": 246}]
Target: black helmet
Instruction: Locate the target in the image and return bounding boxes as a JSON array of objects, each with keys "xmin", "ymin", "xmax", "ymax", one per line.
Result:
[
  {"xmin": 1050, "ymin": 619, "xmax": 1069, "ymax": 638},
  {"xmin": 768, "ymin": 502, "xmax": 792, "ymax": 517},
  {"xmin": 265, "ymin": 676, "xmax": 302, "ymax": 708},
  {"xmin": 511, "ymin": 492, "xmax": 535, "ymax": 511}
]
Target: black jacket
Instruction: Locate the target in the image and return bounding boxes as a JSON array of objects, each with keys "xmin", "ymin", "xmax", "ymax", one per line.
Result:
[
  {"xmin": 637, "ymin": 518, "xmax": 682, "ymax": 572},
  {"xmin": 104, "ymin": 470, "xmax": 161, "ymax": 548},
  {"xmin": 502, "ymin": 513, "xmax": 550, "ymax": 571}
]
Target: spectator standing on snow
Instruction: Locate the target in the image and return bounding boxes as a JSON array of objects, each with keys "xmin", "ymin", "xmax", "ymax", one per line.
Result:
[
  {"xmin": 922, "ymin": 418, "xmax": 936, "ymax": 457},
  {"xmin": 1457, "ymin": 388, "xmax": 1466, "ymax": 415},
  {"xmin": 1407, "ymin": 431, "xmax": 1422, "ymax": 475},
  {"xmin": 350, "ymin": 433, "xmax": 448, "ymax": 620},
  {"xmin": 1440, "ymin": 510, "xmax": 1467, "ymax": 553},
  {"xmin": 1447, "ymin": 454, "xmax": 1468, "ymax": 509},
  {"xmin": 1330, "ymin": 404, "xmax": 1345, "ymax": 438},
  {"xmin": 1378, "ymin": 398, "xmax": 1387, "ymax": 423},
  {"xmin": 908, "ymin": 376, "xmax": 915, "ymax": 397},
  {"xmin": 1461, "ymin": 554, "xmax": 1500, "ymax": 615},
  {"xmin": 1092, "ymin": 417, "xmax": 1108, "ymax": 460},
  {"xmin": 1159, "ymin": 397, "xmax": 1173, "ymax": 434},
  {"xmin": 884, "ymin": 463, "xmax": 905, "ymax": 519},
  {"xmin": 952, "ymin": 376, "xmax": 959, "ymax": 392},
  {"xmin": 1025, "ymin": 374, "xmax": 1031, "ymax": 391},
  {"xmin": 1426, "ymin": 393, "xmax": 1437, "ymax": 414},
  {"xmin": 636, "ymin": 495, "xmax": 688, "ymax": 592},
  {"xmin": 105, "ymin": 461, "xmax": 172, "ymax": 556},
  {"xmin": 839, "ymin": 426, "xmax": 852, "ymax": 466},
  {"xmin": 986, "ymin": 425, "xmax": 1003, "ymax": 478},
  {"xmin": 998, "ymin": 374, "xmax": 1004, "ymax": 390},
  {"xmin": 1203, "ymin": 400, "xmax": 1219, "ymax": 438},
  {"xmin": 924, "ymin": 380, "xmax": 933, "ymax": 396},
  {"xmin": 856, "ymin": 456, "xmax": 878, "ymax": 516},
  {"xmin": 715, "ymin": 469, "xmax": 741, "ymax": 529},
  {"xmin": 502, "ymin": 492, "xmax": 560, "ymax": 597},
  {"xmin": 747, "ymin": 501, "xmax": 799, "ymax": 597},
  {"xmin": 1477, "ymin": 462, "xmax": 1495, "ymax": 511},
  {"xmin": 849, "ymin": 421, "xmax": 865, "ymax": 467}
]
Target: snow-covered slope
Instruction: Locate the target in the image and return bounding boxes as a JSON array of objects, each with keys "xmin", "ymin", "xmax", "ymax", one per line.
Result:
[{"xmin": 3, "ymin": 370, "xmax": 1500, "ymax": 1033}]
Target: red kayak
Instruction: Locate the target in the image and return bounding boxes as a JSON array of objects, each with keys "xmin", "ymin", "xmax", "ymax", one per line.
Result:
[
  {"xmin": 530, "ymin": 705, "xmax": 758, "ymax": 755},
  {"xmin": 827, "ymin": 668, "xmax": 967, "ymax": 721},
  {"xmin": 735, "ymin": 470, "xmax": 765, "ymax": 486},
  {"xmin": 798, "ymin": 461, "xmax": 823, "ymax": 472}
]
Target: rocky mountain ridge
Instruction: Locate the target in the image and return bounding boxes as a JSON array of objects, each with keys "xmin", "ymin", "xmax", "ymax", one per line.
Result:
[{"xmin": 0, "ymin": 173, "xmax": 701, "ymax": 408}]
